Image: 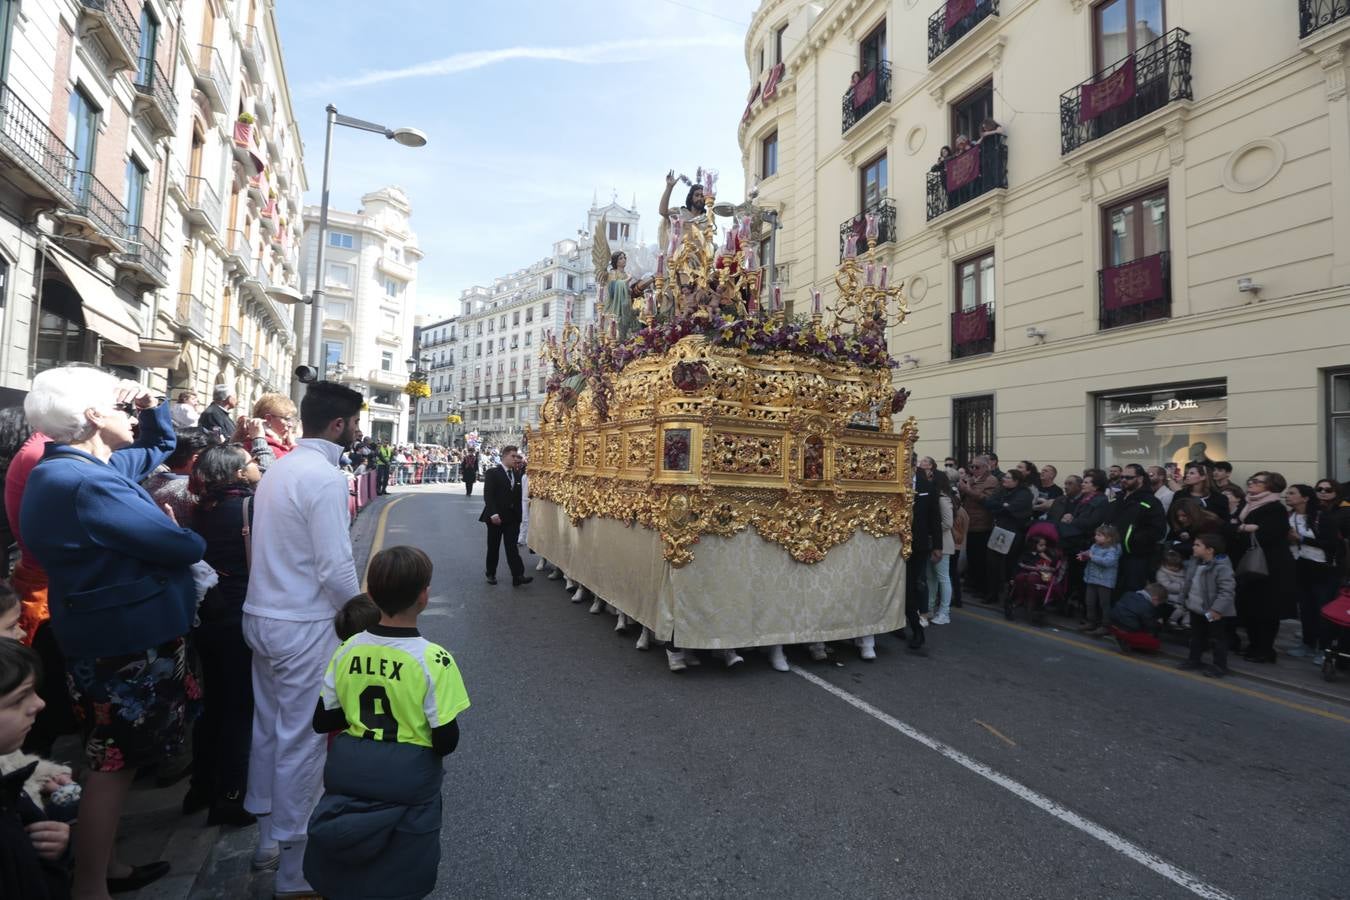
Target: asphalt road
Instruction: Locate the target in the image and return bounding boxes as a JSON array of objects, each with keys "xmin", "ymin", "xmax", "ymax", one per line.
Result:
[{"xmin": 321, "ymin": 489, "xmax": 1350, "ymax": 898}]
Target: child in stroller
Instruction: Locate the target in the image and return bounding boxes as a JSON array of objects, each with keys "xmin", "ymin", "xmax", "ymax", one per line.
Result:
[{"xmin": 1006, "ymin": 522, "xmax": 1065, "ymax": 624}]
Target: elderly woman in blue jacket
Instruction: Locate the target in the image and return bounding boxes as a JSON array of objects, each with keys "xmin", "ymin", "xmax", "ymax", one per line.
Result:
[{"xmin": 21, "ymin": 365, "xmax": 207, "ymax": 899}]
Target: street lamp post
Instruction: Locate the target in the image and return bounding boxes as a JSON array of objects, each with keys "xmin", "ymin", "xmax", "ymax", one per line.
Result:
[{"xmin": 307, "ymin": 105, "xmax": 427, "ymax": 374}]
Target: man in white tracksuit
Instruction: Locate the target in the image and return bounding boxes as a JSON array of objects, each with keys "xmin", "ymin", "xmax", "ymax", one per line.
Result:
[{"xmin": 242, "ymin": 380, "xmax": 363, "ymax": 896}]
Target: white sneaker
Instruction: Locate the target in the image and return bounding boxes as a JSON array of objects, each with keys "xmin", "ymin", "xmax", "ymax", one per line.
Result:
[
  {"xmin": 615, "ymin": 613, "xmax": 631, "ymax": 632},
  {"xmin": 722, "ymin": 649, "xmax": 744, "ymax": 668},
  {"xmin": 572, "ymin": 586, "xmax": 589, "ymax": 603},
  {"xmin": 564, "ymin": 577, "xmax": 576, "ymax": 591},
  {"xmin": 919, "ymin": 614, "xmax": 930, "ymax": 628},
  {"xmin": 635, "ymin": 627, "xmax": 652, "ymax": 651},
  {"xmin": 547, "ymin": 568, "xmax": 562, "ymax": 580},
  {"xmin": 273, "ymin": 841, "xmax": 311, "ymax": 894},
  {"xmin": 855, "ymin": 635, "xmax": 876, "ymax": 660},
  {"xmin": 767, "ymin": 645, "xmax": 789, "ymax": 672},
  {"xmin": 930, "ymin": 612, "xmax": 951, "ymax": 625},
  {"xmin": 588, "ymin": 597, "xmax": 604, "ymax": 614},
  {"xmin": 251, "ymin": 813, "xmax": 279, "ymax": 871},
  {"xmin": 535, "ymin": 558, "xmax": 546, "ymax": 572},
  {"xmin": 667, "ymin": 649, "xmax": 687, "ymax": 672},
  {"xmin": 808, "ymin": 642, "xmax": 828, "ymax": 662}
]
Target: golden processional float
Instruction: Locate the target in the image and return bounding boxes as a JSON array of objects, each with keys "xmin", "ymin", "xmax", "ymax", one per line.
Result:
[{"xmin": 526, "ymin": 169, "xmax": 918, "ymax": 650}]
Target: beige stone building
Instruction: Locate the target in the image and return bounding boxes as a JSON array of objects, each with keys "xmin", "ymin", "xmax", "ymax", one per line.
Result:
[
  {"xmin": 740, "ymin": 0, "xmax": 1350, "ymax": 484},
  {"xmin": 0, "ymin": 0, "xmax": 305, "ymax": 410}
]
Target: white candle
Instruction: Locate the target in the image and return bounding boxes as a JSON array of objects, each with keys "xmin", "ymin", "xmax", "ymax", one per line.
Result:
[
  {"xmin": 773, "ymin": 285, "xmax": 782, "ymax": 311},
  {"xmin": 879, "ymin": 265, "xmax": 888, "ymax": 289},
  {"xmin": 812, "ymin": 290, "xmax": 822, "ymax": 315},
  {"xmin": 865, "ymin": 262, "xmax": 875, "ymax": 286}
]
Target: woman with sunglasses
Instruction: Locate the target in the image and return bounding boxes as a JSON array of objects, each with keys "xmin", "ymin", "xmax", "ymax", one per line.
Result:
[
  {"xmin": 1284, "ymin": 483, "xmax": 1343, "ymax": 663},
  {"xmin": 1228, "ymin": 471, "xmax": 1296, "ymax": 663}
]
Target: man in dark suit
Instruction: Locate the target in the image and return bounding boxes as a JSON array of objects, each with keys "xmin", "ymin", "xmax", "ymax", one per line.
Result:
[
  {"xmin": 479, "ymin": 445, "xmax": 533, "ymax": 587},
  {"xmin": 198, "ymin": 384, "xmax": 236, "ymax": 438}
]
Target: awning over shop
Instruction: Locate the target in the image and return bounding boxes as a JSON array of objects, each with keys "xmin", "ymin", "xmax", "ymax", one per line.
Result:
[
  {"xmin": 44, "ymin": 244, "xmax": 142, "ymax": 351},
  {"xmin": 101, "ymin": 339, "xmax": 184, "ymax": 370}
]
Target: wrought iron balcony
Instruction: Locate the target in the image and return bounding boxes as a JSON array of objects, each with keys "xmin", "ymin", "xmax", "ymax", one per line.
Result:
[
  {"xmin": 175, "ymin": 292, "xmax": 209, "ymax": 338},
  {"xmin": 838, "ymin": 199, "xmax": 898, "ymax": 259},
  {"xmin": 0, "ymin": 83, "xmax": 76, "ymax": 207},
  {"xmin": 194, "ymin": 45, "xmax": 229, "ymax": 112},
  {"xmin": 1300, "ymin": 0, "xmax": 1350, "ymax": 37},
  {"xmin": 183, "ymin": 175, "xmax": 221, "ymax": 233},
  {"xmin": 926, "ymin": 134, "xmax": 1008, "ymax": 220},
  {"xmin": 841, "ymin": 62, "xmax": 892, "ymax": 134},
  {"xmin": 1060, "ymin": 29, "xmax": 1192, "ymax": 156},
  {"xmin": 928, "ymin": 0, "xmax": 999, "ymax": 64},
  {"xmin": 116, "ymin": 224, "xmax": 168, "ymax": 284},
  {"xmin": 1098, "ymin": 251, "xmax": 1171, "ymax": 331},
  {"xmin": 950, "ymin": 302, "xmax": 995, "ymax": 359},
  {"xmin": 133, "ymin": 57, "xmax": 177, "ymax": 137},
  {"xmin": 77, "ymin": 0, "xmax": 141, "ymax": 72},
  {"xmin": 242, "ymin": 25, "xmax": 267, "ymax": 81},
  {"xmin": 221, "ymin": 325, "xmax": 243, "ymax": 360},
  {"xmin": 65, "ymin": 169, "xmax": 129, "ymax": 251}
]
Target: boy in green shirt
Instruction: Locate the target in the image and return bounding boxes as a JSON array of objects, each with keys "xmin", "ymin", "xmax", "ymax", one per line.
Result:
[{"xmin": 304, "ymin": 546, "xmax": 469, "ymax": 899}]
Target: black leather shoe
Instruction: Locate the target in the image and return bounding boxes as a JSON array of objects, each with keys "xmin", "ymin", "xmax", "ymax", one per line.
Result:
[
  {"xmin": 206, "ymin": 793, "xmax": 256, "ymax": 827},
  {"xmin": 512, "ymin": 576, "xmax": 534, "ymax": 587},
  {"xmin": 486, "ymin": 576, "xmax": 498, "ymax": 585},
  {"xmin": 108, "ymin": 861, "xmax": 170, "ymax": 893}
]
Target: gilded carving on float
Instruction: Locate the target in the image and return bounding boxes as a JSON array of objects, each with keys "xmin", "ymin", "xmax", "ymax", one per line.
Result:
[{"xmin": 528, "ymin": 171, "xmax": 917, "ymax": 567}]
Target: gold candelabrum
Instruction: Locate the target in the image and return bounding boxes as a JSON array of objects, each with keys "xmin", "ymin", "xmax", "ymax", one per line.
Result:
[
  {"xmin": 646, "ymin": 193, "xmax": 772, "ymax": 326},
  {"xmin": 831, "ymin": 215, "xmax": 908, "ymax": 347}
]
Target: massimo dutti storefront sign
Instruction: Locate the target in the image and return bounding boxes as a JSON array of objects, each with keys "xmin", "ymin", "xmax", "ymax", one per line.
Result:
[{"xmin": 1097, "ymin": 383, "xmax": 1228, "ymax": 467}]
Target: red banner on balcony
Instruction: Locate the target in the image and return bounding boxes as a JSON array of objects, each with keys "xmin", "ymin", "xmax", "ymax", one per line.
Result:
[
  {"xmin": 852, "ymin": 70, "xmax": 877, "ymax": 109},
  {"xmin": 741, "ymin": 80, "xmax": 762, "ymax": 123},
  {"xmin": 1102, "ymin": 253, "xmax": 1166, "ymax": 310},
  {"xmin": 945, "ymin": 143, "xmax": 981, "ymax": 192},
  {"xmin": 762, "ymin": 63, "xmax": 785, "ymax": 101},
  {"xmin": 945, "ymin": 0, "xmax": 978, "ymax": 31},
  {"xmin": 1079, "ymin": 57, "xmax": 1136, "ymax": 123},
  {"xmin": 953, "ymin": 304, "xmax": 990, "ymax": 344}
]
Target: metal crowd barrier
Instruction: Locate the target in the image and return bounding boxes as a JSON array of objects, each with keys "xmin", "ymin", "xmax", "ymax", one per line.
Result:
[{"xmin": 388, "ymin": 462, "xmax": 462, "ymax": 486}]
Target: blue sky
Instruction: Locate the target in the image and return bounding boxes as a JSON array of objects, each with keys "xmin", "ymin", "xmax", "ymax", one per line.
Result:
[{"xmin": 275, "ymin": 0, "xmax": 762, "ymax": 320}]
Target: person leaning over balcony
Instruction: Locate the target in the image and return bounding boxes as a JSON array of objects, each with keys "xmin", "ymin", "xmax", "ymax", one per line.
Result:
[
  {"xmin": 973, "ymin": 117, "xmax": 1006, "ymax": 144},
  {"xmin": 21, "ymin": 365, "xmax": 208, "ymax": 898}
]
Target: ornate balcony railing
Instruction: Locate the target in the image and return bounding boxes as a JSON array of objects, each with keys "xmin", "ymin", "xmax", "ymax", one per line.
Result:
[
  {"xmin": 1300, "ymin": 0, "xmax": 1350, "ymax": 37},
  {"xmin": 133, "ymin": 57, "xmax": 177, "ymax": 132},
  {"xmin": 183, "ymin": 174, "xmax": 221, "ymax": 231},
  {"xmin": 176, "ymin": 292, "xmax": 208, "ymax": 336},
  {"xmin": 69, "ymin": 169, "xmax": 129, "ymax": 241},
  {"xmin": 1098, "ymin": 251, "xmax": 1171, "ymax": 331},
  {"xmin": 841, "ymin": 62, "xmax": 892, "ymax": 133},
  {"xmin": 78, "ymin": 0, "xmax": 141, "ymax": 71},
  {"xmin": 221, "ymin": 326, "xmax": 243, "ymax": 359},
  {"xmin": 0, "ymin": 83, "xmax": 76, "ymax": 205},
  {"xmin": 1060, "ymin": 29, "xmax": 1192, "ymax": 156},
  {"xmin": 119, "ymin": 224, "xmax": 167, "ymax": 279},
  {"xmin": 838, "ymin": 198, "xmax": 898, "ymax": 260},
  {"xmin": 926, "ymin": 134, "xmax": 1008, "ymax": 220},
  {"xmin": 242, "ymin": 25, "xmax": 266, "ymax": 79},
  {"xmin": 950, "ymin": 302, "xmax": 995, "ymax": 359},
  {"xmin": 195, "ymin": 45, "xmax": 229, "ymax": 111},
  {"xmin": 928, "ymin": 0, "xmax": 1000, "ymax": 64}
]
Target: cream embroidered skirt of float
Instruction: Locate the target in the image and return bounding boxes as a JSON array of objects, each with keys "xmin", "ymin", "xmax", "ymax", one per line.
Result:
[{"xmin": 529, "ymin": 498, "xmax": 906, "ymax": 649}]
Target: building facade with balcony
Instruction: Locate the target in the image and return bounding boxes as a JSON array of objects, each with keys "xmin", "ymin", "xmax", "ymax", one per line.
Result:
[
  {"xmin": 0, "ymin": 0, "xmax": 304, "ymax": 406},
  {"xmin": 299, "ymin": 187, "xmax": 422, "ymax": 442},
  {"xmin": 453, "ymin": 198, "xmax": 656, "ymax": 449},
  {"xmin": 414, "ymin": 314, "xmax": 461, "ymax": 445},
  {"xmin": 740, "ymin": 0, "xmax": 1350, "ymax": 483}
]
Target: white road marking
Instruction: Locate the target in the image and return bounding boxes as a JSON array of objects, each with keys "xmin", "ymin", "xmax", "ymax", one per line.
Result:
[{"xmin": 792, "ymin": 667, "xmax": 1236, "ymax": 900}]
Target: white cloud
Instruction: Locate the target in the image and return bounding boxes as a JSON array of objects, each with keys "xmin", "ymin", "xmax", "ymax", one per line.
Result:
[{"xmin": 303, "ymin": 34, "xmax": 742, "ymax": 95}]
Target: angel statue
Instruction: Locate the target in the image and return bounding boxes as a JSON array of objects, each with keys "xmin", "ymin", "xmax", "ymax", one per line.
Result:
[{"xmin": 592, "ymin": 220, "xmax": 644, "ymax": 341}]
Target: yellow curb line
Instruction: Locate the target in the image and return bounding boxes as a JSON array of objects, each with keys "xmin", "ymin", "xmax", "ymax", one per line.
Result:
[{"xmin": 361, "ymin": 495, "xmax": 409, "ymax": 590}]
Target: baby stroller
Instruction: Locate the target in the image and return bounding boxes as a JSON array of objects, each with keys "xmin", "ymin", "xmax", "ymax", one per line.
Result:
[
  {"xmin": 1320, "ymin": 584, "xmax": 1350, "ymax": 682},
  {"xmin": 1005, "ymin": 521, "xmax": 1067, "ymax": 625}
]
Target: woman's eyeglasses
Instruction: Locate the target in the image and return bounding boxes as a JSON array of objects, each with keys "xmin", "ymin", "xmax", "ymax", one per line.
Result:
[{"xmin": 1315, "ymin": 486, "xmax": 1336, "ymax": 493}]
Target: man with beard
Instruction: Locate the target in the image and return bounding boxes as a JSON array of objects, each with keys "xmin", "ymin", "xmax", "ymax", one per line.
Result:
[
  {"xmin": 657, "ymin": 170, "xmax": 708, "ymax": 255},
  {"xmin": 241, "ymin": 380, "xmax": 364, "ymax": 895}
]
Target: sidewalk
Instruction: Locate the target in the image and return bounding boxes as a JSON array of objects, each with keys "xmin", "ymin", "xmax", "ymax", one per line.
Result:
[
  {"xmin": 111, "ymin": 491, "xmax": 401, "ymax": 899},
  {"xmin": 961, "ymin": 588, "xmax": 1350, "ymax": 706}
]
